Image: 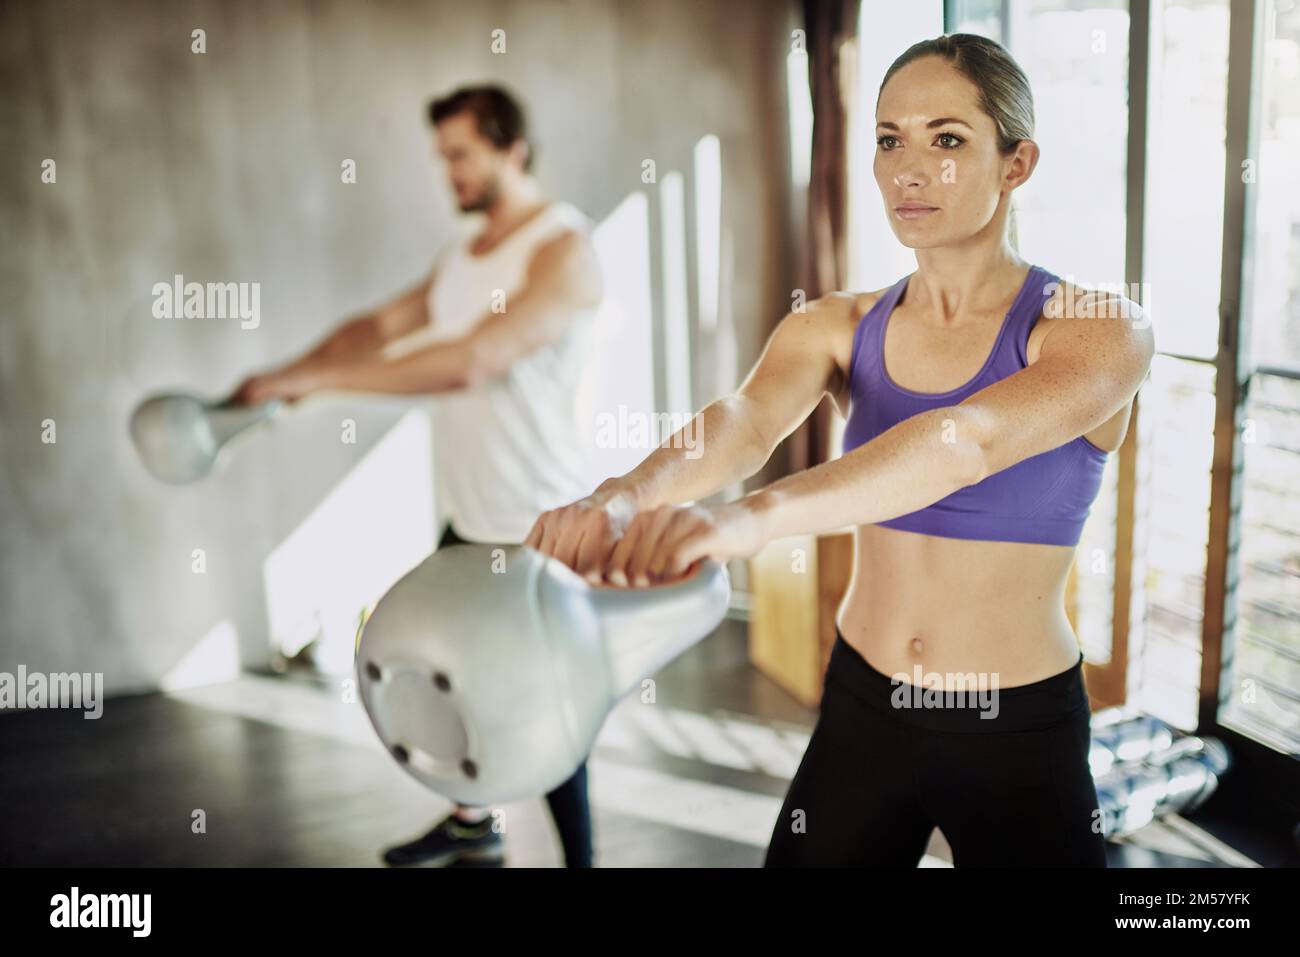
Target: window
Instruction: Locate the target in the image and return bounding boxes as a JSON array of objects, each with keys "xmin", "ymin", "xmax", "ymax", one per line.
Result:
[
  {"xmin": 1146, "ymin": 0, "xmax": 1232, "ymax": 360},
  {"xmin": 970, "ymin": 0, "xmax": 1134, "ymax": 665},
  {"xmin": 1220, "ymin": 0, "xmax": 1300, "ymax": 755}
]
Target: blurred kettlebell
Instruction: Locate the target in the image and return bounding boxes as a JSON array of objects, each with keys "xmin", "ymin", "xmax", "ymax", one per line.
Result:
[{"xmin": 129, "ymin": 391, "xmax": 283, "ymax": 484}]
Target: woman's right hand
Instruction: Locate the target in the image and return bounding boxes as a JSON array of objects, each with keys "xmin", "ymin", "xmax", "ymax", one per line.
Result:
[{"xmin": 524, "ymin": 481, "xmax": 643, "ymax": 584}]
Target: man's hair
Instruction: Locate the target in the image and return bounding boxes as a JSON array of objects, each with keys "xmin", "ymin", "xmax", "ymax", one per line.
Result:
[{"xmin": 427, "ymin": 85, "xmax": 534, "ymax": 171}]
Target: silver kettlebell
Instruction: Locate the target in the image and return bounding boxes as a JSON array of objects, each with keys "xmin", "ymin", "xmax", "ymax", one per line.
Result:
[
  {"xmin": 129, "ymin": 391, "xmax": 283, "ymax": 484},
  {"xmin": 356, "ymin": 542, "xmax": 731, "ymax": 806}
]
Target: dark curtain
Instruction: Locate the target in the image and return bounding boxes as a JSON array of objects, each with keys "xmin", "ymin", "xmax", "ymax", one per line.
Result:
[{"xmin": 788, "ymin": 0, "xmax": 861, "ymax": 474}]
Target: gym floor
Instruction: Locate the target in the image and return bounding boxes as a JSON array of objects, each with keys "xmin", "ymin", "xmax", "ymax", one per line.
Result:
[{"xmin": 0, "ymin": 619, "xmax": 1271, "ymax": 868}]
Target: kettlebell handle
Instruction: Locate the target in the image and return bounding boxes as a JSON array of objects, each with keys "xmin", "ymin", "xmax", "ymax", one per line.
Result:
[
  {"xmin": 586, "ymin": 558, "xmax": 727, "ymax": 607},
  {"xmin": 208, "ymin": 394, "xmax": 285, "ymax": 444},
  {"xmin": 536, "ymin": 550, "xmax": 732, "ymax": 695}
]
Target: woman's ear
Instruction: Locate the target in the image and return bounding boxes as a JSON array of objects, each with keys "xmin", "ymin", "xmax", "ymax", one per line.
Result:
[{"xmin": 1006, "ymin": 138, "xmax": 1040, "ymax": 189}]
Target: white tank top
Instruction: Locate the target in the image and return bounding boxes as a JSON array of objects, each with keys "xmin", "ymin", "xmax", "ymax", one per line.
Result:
[{"xmin": 382, "ymin": 200, "xmax": 601, "ymax": 543}]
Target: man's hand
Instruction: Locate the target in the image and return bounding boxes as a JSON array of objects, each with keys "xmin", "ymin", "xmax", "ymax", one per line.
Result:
[{"xmin": 229, "ymin": 364, "xmax": 320, "ymax": 406}]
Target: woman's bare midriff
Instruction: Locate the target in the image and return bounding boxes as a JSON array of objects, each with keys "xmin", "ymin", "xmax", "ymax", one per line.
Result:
[
  {"xmin": 836, "ymin": 524, "xmax": 1082, "ymax": 691},
  {"xmin": 826, "ymin": 276, "xmax": 1125, "ymax": 692}
]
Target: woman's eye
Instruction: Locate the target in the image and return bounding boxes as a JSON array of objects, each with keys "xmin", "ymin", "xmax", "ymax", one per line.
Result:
[{"xmin": 876, "ymin": 134, "xmax": 962, "ymax": 150}]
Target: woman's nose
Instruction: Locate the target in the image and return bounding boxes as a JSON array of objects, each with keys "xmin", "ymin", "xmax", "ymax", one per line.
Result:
[{"xmin": 893, "ymin": 166, "xmax": 928, "ymax": 190}]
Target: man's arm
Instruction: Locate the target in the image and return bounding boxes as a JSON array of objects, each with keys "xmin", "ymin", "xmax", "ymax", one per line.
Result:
[
  {"xmin": 313, "ymin": 228, "xmax": 602, "ymax": 395},
  {"xmin": 230, "ymin": 274, "xmax": 433, "ymax": 405},
  {"xmin": 289, "ymin": 277, "xmax": 433, "ymax": 370}
]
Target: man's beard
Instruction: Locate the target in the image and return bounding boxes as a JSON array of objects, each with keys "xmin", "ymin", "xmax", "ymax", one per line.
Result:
[{"xmin": 459, "ymin": 175, "xmax": 501, "ymax": 213}]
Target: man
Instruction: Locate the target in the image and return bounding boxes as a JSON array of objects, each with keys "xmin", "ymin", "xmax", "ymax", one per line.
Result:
[{"xmin": 233, "ymin": 85, "xmax": 604, "ymax": 868}]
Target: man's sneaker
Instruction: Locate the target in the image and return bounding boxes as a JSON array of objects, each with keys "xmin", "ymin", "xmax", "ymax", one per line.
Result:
[{"xmin": 382, "ymin": 813, "xmax": 505, "ymax": 867}]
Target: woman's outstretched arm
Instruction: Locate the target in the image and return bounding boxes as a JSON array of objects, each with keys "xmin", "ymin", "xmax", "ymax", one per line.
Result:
[
  {"xmin": 612, "ymin": 292, "xmax": 1155, "ymax": 583},
  {"xmin": 525, "ymin": 294, "xmax": 856, "ymax": 576}
]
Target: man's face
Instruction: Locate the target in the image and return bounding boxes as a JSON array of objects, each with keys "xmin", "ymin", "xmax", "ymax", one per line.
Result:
[{"xmin": 434, "ymin": 112, "xmax": 509, "ymax": 213}]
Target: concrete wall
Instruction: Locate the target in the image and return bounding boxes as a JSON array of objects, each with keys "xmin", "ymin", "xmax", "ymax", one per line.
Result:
[{"xmin": 0, "ymin": 0, "xmax": 799, "ymax": 694}]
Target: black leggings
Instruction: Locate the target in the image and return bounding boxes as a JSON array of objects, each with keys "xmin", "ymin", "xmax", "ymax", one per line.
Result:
[
  {"xmin": 765, "ymin": 630, "xmax": 1107, "ymax": 867},
  {"xmin": 437, "ymin": 523, "xmax": 594, "ymax": 867}
]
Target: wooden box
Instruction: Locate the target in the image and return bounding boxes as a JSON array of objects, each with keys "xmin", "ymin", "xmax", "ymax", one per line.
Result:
[{"xmin": 746, "ymin": 530, "xmax": 856, "ymax": 707}]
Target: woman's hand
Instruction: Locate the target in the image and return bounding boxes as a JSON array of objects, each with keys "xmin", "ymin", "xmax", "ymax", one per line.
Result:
[
  {"xmin": 524, "ymin": 482, "xmax": 641, "ymax": 583},
  {"xmin": 604, "ymin": 499, "xmax": 771, "ymax": 587}
]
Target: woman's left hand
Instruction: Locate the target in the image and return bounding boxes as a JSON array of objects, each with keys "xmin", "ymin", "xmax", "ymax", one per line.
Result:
[{"xmin": 602, "ymin": 499, "xmax": 771, "ymax": 587}]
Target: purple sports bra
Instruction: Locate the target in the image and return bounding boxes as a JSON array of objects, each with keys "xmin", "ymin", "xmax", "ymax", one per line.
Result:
[{"xmin": 842, "ymin": 264, "xmax": 1110, "ymax": 547}]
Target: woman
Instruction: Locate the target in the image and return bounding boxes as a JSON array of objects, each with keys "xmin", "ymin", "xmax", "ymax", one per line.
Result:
[{"xmin": 525, "ymin": 34, "xmax": 1154, "ymax": 867}]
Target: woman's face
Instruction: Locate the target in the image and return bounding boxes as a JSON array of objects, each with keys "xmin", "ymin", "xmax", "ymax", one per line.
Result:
[{"xmin": 873, "ymin": 55, "xmax": 1033, "ymax": 250}]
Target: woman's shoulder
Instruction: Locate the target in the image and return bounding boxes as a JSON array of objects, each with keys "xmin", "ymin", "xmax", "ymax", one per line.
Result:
[
  {"xmin": 1033, "ymin": 271, "xmax": 1146, "ymax": 327},
  {"xmin": 1039, "ymin": 272, "xmax": 1142, "ymax": 319},
  {"xmin": 795, "ymin": 285, "xmax": 899, "ymax": 347},
  {"xmin": 1028, "ymin": 269, "xmax": 1151, "ymax": 363},
  {"xmin": 853, "ymin": 286, "xmax": 893, "ymax": 315},
  {"xmin": 802, "ymin": 286, "xmax": 893, "ymax": 323},
  {"xmin": 792, "ymin": 287, "xmax": 896, "ymax": 382}
]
